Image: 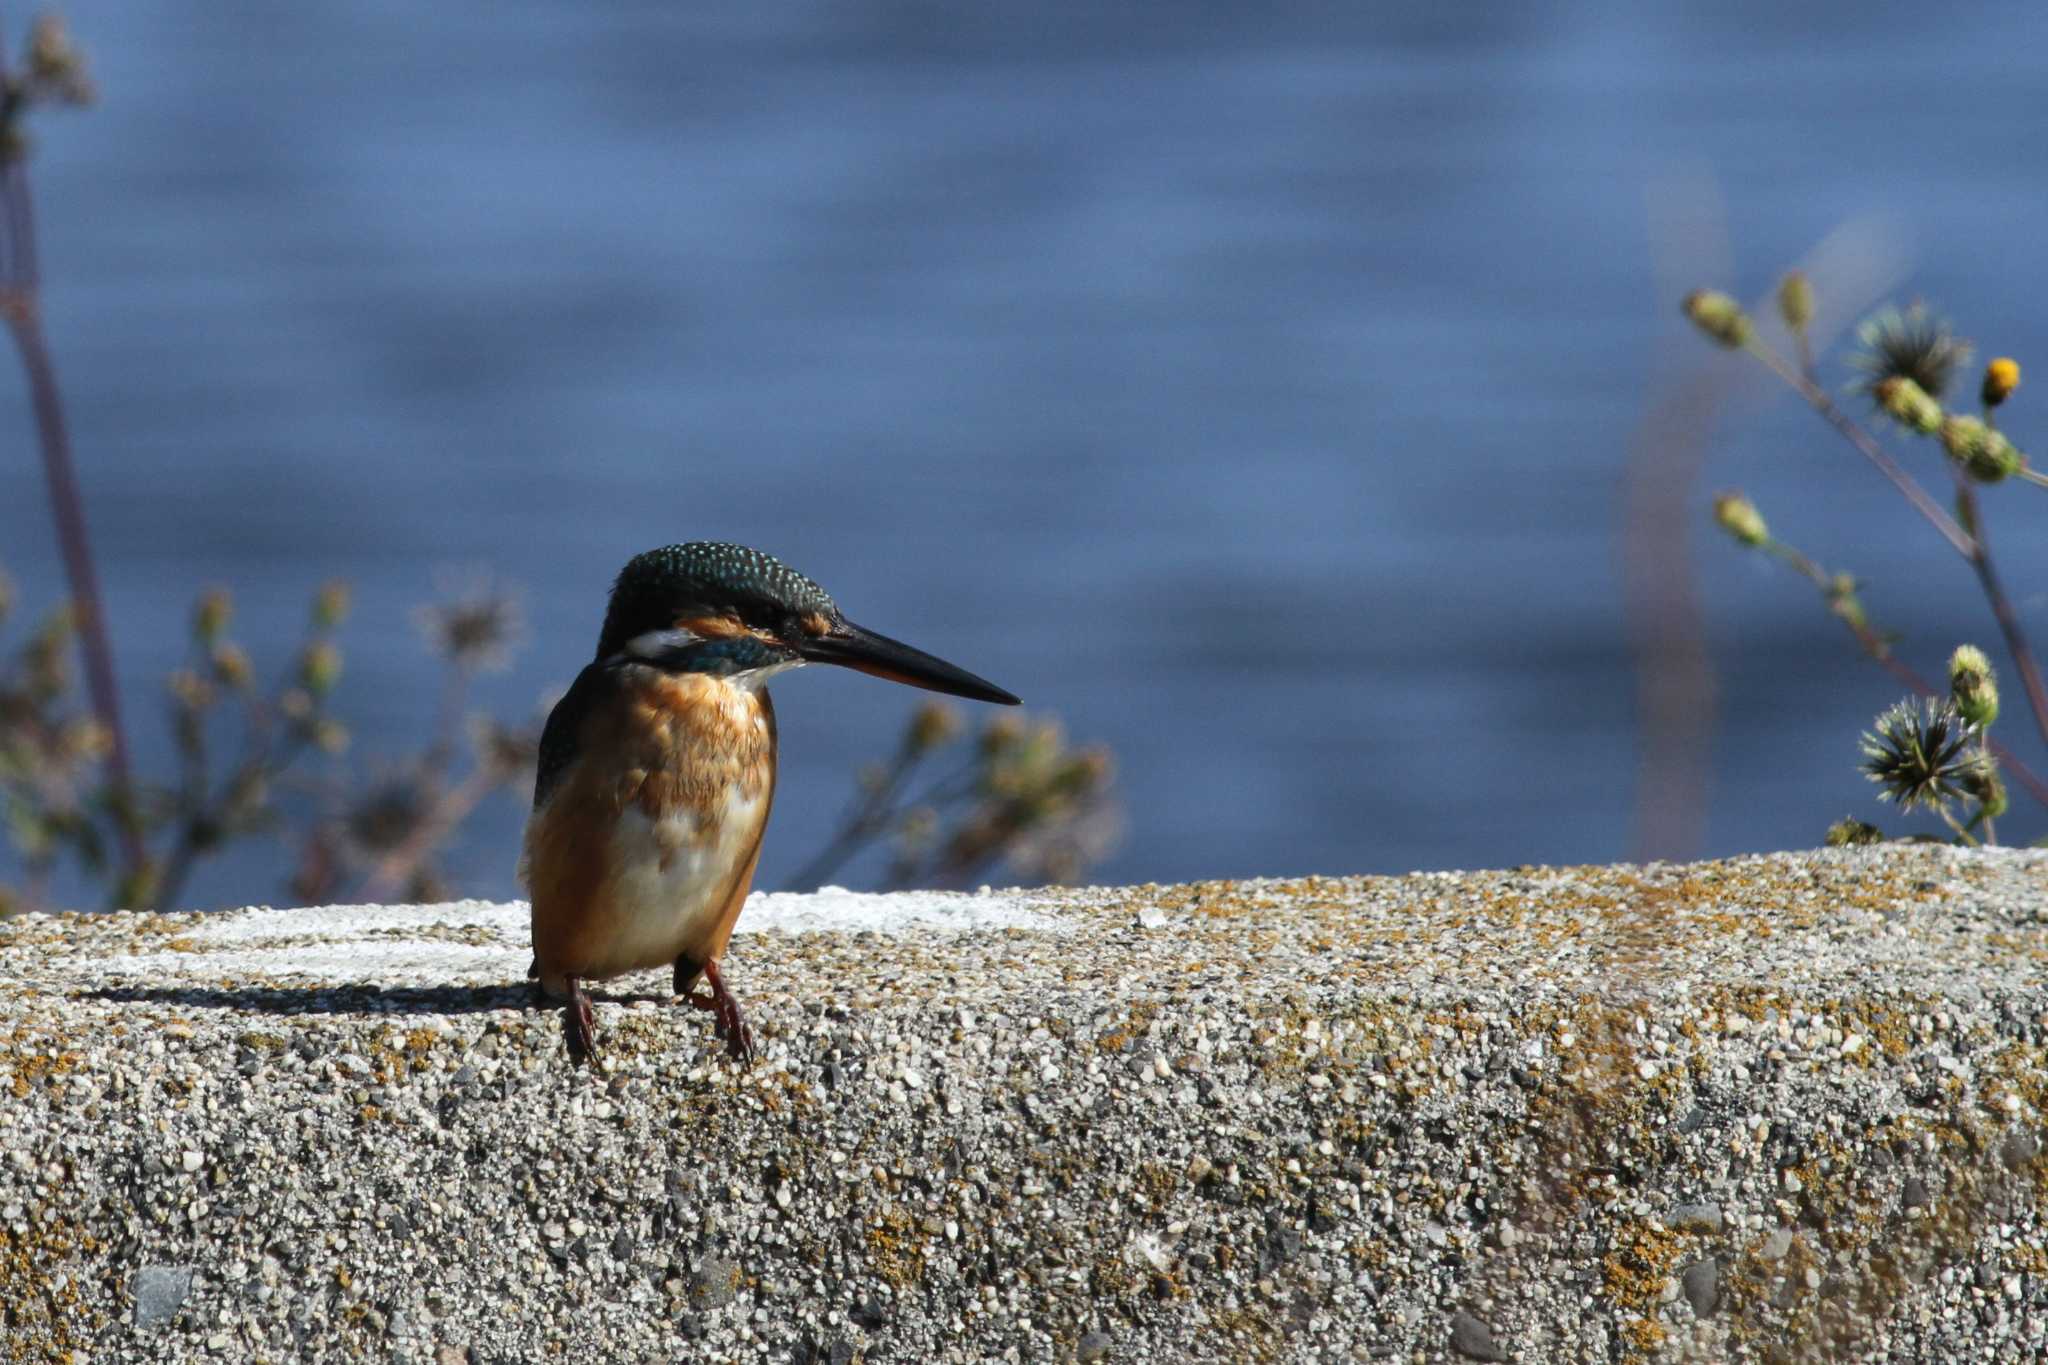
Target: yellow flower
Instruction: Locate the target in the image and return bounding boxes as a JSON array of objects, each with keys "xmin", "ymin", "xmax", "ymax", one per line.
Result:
[{"xmin": 1983, "ymin": 357, "xmax": 2021, "ymax": 408}]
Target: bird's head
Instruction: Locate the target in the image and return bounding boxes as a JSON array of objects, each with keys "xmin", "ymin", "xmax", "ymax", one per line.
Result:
[{"xmin": 595, "ymin": 542, "xmax": 1019, "ymax": 704}]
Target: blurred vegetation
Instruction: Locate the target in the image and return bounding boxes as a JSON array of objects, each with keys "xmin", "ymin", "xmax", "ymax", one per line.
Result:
[
  {"xmin": 788, "ymin": 701, "xmax": 1119, "ymax": 891},
  {"xmin": 0, "ymin": 16, "xmax": 1118, "ymax": 916},
  {"xmin": 1687, "ymin": 277, "xmax": 2048, "ymax": 845},
  {"xmin": 0, "ymin": 570, "xmax": 546, "ymax": 912}
]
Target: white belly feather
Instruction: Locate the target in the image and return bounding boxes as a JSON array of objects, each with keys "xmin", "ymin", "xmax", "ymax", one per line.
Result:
[{"xmin": 587, "ymin": 782, "xmax": 771, "ymax": 978}]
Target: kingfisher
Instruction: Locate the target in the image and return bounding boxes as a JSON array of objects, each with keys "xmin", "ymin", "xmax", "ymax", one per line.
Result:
[{"xmin": 521, "ymin": 542, "xmax": 1018, "ymax": 1066}]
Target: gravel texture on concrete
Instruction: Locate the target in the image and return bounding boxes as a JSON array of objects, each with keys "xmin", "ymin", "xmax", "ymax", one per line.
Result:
[{"xmin": 2, "ymin": 845, "xmax": 2046, "ymax": 1363}]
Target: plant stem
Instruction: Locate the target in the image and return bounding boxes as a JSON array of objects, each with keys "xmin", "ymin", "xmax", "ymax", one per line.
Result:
[
  {"xmin": 1744, "ymin": 342, "xmax": 1978, "ymax": 558},
  {"xmin": 1948, "ymin": 476, "xmax": 2048, "ymax": 747},
  {"xmin": 359, "ymin": 766, "xmax": 501, "ymax": 903},
  {"xmin": 1978, "ymin": 735, "xmax": 1998, "ymax": 846},
  {"xmin": 1747, "ymin": 339, "xmax": 2048, "ymax": 751},
  {"xmin": 1759, "ymin": 537, "xmax": 2048, "ymax": 813},
  {"xmin": 0, "ymin": 53, "xmax": 142, "ymax": 878}
]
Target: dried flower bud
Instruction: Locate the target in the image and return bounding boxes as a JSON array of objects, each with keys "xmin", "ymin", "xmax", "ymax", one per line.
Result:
[
  {"xmin": 469, "ymin": 716, "xmax": 538, "ymax": 774},
  {"xmin": 1682, "ymin": 290, "xmax": 1752, "ymax": 349},
  {"xmin": 908, "ymin": 701, "xmax": 961, "ymax": 755},
  {"xmin": 1076, "ymin": 747, "xmax": 1113, "ymax": 788},
  {"xmin": 896, "ymin": 805, "xmax": 939, "ymax": 849},
  {"xmin": 1823, "ymin": 817, "xmax": 1884, "ymax": 847},
  {"xmin": 167, "ymin": 667, "xmax": 213, "ymax": 713},
  {"xmin": 278, "ymin": 687, "xmax": 314, "ymax": 722},
  {"xmin": 1938, "ymin": 415, "xmax": 2023, "ymax": 483},
  {"xmin": 299, "ymin": 640, "xmax": 342, "ymax": 696},
  {"xmin": 26, "ymin": 15, "xmax": 93, "ymax": 105},
  {"xmin": 193, "ymin": 588, "xmax": 232, "ymax": 646},
  {"xmin": 1963, "ymin": 763, "xmax": 2008, "ymax": 820},
  {"xmin": 313, "ymin": 719, "xmax": 350, "ymax": 755},
  {"xmin": 59, "ymin": 719, "xmax": 110, "ymax": 762},
  {"xmin": 1982, "ymin": 357, "xmax": 2020, "ymax": 409},
  {"xmin": 210, "ymin": 643, "xmax": 253, "ymax": 690},
  {"xmin": 114, "ymin": 859, "xmax": 162, "ymax": 912},
  {"xmin": 1949, "ymin": 644, "xmax": 1993, "ymax": 686},
  {"xmin": 25, "ymin": 609, "xmax": 74, "ymax": 697},
  {"xmin": 1874, "ymin": 377, "xmax": 1942, "ymax": 435},
  {"xmin": 1777, "ymin": 272, "xmax": 1814, "ymax": 333},
  {"xmin": 980, "ymin": 712, "xmax": 1025, "ymax": 758},
  {"xmin": 313, "ymin": 580, "xmax": 352, "ymax": 630},
  {"xmin": 1949, "ymin": 644, "xmax": 2000, "ymax": 729},
  {"xmin": 1711, "ymin": 491, "xmax": 1768, "ymax": 547}
]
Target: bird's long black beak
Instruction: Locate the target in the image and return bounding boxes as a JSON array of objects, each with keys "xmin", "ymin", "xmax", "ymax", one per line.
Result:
[{"xmin": 798, "ymin": 619, "xmax": 1020, "ymax": 705}]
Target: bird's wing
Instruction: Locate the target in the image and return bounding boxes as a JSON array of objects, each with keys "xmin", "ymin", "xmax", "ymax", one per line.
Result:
[{"xmin": 532, "ymin": 662, "xmax": 615, "ymax": 810}]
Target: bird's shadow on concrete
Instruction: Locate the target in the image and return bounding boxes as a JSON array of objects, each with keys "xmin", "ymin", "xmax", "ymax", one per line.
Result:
[{"xmin": 79, "ymin": 982, "xmax": 679, "ymax": 1018}]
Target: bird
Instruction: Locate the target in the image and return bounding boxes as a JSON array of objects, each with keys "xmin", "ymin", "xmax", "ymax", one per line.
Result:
[{"xmin": 520, "ymin": 542, "xmax": 1019, "ymax": 1065}]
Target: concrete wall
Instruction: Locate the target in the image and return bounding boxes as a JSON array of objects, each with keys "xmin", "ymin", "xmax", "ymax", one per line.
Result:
[{"xmin": 2, "ymin": 845, "xmax": 2045, "ymax": 1363}]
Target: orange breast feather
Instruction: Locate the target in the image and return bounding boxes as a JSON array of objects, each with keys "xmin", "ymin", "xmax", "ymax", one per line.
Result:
[{"xmin": 527, "ymin": 672, "xmax": 776, "ymax": 990}]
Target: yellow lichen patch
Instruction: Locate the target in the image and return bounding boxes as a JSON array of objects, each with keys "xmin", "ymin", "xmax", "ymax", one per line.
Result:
[
  {"xmin": 4, "ymin": 1028, "xmax": 82, "ymax": 1101},
  {"xmin": 863, "ymin": 1203, "xmax": 928, "ymax": 1288},
  {"xmin": 1602, "ymin": 1218, "xmax": 1687, "ymax": 1325},
  {"xmin": 1093, "ymin": 999, "xmax": 1162, "ymax": 1054},
  {"xmin": 0, "ymin": 1202, "xmax": 105, "ymax": 1362}
]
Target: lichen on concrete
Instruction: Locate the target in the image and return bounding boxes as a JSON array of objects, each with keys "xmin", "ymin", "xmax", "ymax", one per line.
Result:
[{"xmin": 0, "ymin": 845, "xmax": 2044, "ymax": 1361}]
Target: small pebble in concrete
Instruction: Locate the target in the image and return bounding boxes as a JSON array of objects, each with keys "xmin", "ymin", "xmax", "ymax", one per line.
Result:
[
  {"xmin": 2000, "ymin": 1129, "xmax": 2041, "ymax": 1171},
  {"xmin": 1683, "ymin": 1258, "xmax": 1720, "ymax": 1317},
  {"xmin": 688, "ymin": 1257, "xmax": 740, "ymax": 1311},
  {"xmin": 1449, "ymin": 1308, "xmax": 1509, "ymax": 1362},
  {"xmin": 133, "ymin": 1264, "xmax": 195, "ymax": 1329},
  {"xmin": 1076, "ymin": 1329, "xmax": 1113, "ymax": 1362}
]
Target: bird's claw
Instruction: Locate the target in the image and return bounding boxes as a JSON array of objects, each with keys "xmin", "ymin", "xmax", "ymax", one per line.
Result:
[
  {"xmin": 682, "ymin": 958, "xmax": 757, "ymax": 1067},
  {"xmin": 564, "ymin": 976, "xmax": 598, "ymax": 1065}
]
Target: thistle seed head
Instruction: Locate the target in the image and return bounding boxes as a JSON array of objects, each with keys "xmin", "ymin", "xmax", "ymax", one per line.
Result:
[
  {"xmin": 1874, "ymin": 377, "xmax": 1943, "ymax": 435},
  {"xmin": 1852, "ymin": 304, "xmax": 1972, "ymax": 402},
  {"xmin": 1859, "ymin": 698, "xmax": 1983, "ymax": 811}
]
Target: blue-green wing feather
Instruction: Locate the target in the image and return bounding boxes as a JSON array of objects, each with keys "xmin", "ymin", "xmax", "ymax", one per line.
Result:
[{"xmin": 532, "ymin": 663, "xmax": 614, "ymax": 810}]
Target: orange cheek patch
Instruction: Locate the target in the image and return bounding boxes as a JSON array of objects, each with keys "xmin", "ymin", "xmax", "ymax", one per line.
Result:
[{"xmin": 676, "ymin": 613, "xmax": 748, "ymax": 639}]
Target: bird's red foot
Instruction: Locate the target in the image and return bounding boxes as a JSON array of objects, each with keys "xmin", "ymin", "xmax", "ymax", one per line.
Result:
[
  {"xmin": 564, "ymin": 975, "xmax": 598, "ymax": 1065},
  {"xmin": 676, "ymin": 957, "xmax": 755, "ymax": 1066}
]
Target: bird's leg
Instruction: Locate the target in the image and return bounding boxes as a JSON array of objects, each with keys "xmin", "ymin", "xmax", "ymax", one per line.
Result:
[
  {"xmin": 563, "ymin": 975, "xmax": 598, "ymax": 1065},
  {"xmin": 702, "ymin": 960, "xmax": 756, "ymax": 1066},
  {"xmin": 672, "ymin": 953, "xmax": 755, "ymax": 1066}
]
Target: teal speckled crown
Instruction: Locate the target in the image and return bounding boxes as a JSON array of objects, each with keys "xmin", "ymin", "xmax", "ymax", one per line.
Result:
[{"xmin": 595, "ymin": 542, "xmax": 836, "ymax": 658}]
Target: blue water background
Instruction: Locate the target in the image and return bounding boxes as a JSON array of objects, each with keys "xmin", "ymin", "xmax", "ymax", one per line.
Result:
[{"xmin": 6, "ymin": 2, "xmax": 2048, "ymax": 909}]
